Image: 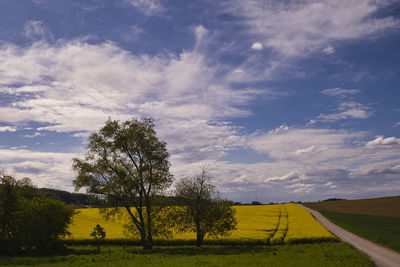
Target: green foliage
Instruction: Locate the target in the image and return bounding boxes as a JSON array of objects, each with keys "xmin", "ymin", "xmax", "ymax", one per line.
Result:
[
  {"xmin": 91, "ymin": 224, "xmax": 106, "ymax": 240},
  {"xmin": 72, "ymin": 118, "xmax": 173, "ymax": 250},
  {"xmin": 321, "ymin": 211, "xmax": 400, "ymax": 252},
  {"xmin": 174, "ymin": 168, "xmax": 237, "ymax": 247},
  {"xmin": 0, "ymin": 172, "xmax": 19, "ymax": 253},
  {"xmin": 0, "ymin": 243, "xmax": 374, "ymax": 267},
  {"xmin": 15, "ymin": 197, "xmax": 75, "ymax": 252},
  {"xmin": 90, "ymin": 224, "xmax": 106, "ymax": 252},
  {"xmin": 38, "ymin": 188, "xmax": 93, "ymax": 207},
  {"xmin": 0, "ymin": 171, "xmax": 75, "ymax": 255},
  {"xmin": 122, "ymin": 206, "xmax": 176, "ymax": 240}
]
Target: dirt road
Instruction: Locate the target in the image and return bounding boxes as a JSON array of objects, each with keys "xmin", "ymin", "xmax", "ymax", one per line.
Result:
[{"xmin": 300, "ymin": 204, "xmax": 400, "ymax": 267}]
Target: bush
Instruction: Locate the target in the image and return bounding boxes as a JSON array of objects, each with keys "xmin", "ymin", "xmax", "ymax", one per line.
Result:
[
  {"xmin": 15, "ymin": 197, "xmax": 75, "ymax": 252},
  {"xmin": 0, "ymin": 172, "xmax": 75, "ymax": 255}
]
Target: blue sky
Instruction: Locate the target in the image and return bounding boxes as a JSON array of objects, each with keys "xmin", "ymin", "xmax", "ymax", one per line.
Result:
[{"xmin": 1, "ymin": 0, "xmax": 400, "ymax": 203}]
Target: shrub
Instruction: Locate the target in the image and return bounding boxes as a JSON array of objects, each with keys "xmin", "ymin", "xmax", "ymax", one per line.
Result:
[{"xmin": 0, "ymin": 172, "xmax": 75, "ymax": 255}]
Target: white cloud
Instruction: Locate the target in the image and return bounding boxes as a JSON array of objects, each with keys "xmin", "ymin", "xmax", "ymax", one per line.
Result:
[
  {"xmin": 0, "ymin": 28, "xmax": 269, "ymax": 190},
  {"xmin": 230, "ymin": 126, "xmax": 400, "ymax": 200},
  {"xmin": 322, "ymin": 45, "xmax": 335, "ymax": 54},
  {"xmin": 366, "ymin": 136, "xmax": 400, "ymax": 148},
  {"xmin": 264, "ymin": 172, "xmax": 299, "ymax": 182},
  {"xmin": 119, "ymin": 25, "xmax": 144, "ymax": 43},
  {"xmin": 0, "ymin": 32, "xmax": 263, "ymax": 134},
  {"xmin": 294, "ymin": 146, "xmax": 315, "ymax": 155},
  {"xmin": 363, "ymin": 163, "xmax": 400, "ymax": 176},
  {"xmin": 248, "ymin": 126, "xmax": 363, "ymax": 161},
  {"xmin": 324, "ymin": 181, "xmax": 337, "ymax": 189},
  {"xmin": 1, "ymin": 14, "xmax": 399, "ymax": 201},
  {"xmin": 321, "ymin": 87, "xmax": 360, "ymax": 97},
  {"xmin": 317, "ymin": 102, "xmax": 373, "ymax": 121},
  {"xmin": 228, "ymin": 0, "xmax": 399, "ymax": 57},
  {"xmin": 124, "ymin": 0, "xmax": 164, "ymax": 15},
  {"xmin": 160, "ymin": 119, "xmax": 246, "ymax": 164},
  {"xmin": 32, "ymin": 0, "xmax": 48, "ymax": 5},
  {"xmin": 2, "ymin": 125, "xmax": 400, "ymax": 201},
  {"xmin": 0, "ymin": 126, "xmax": 17, "ymax": 132},
  {"xmin": 394, "ymin": 122, "xmax": 400, "ymax": 127},
  {"xmin": 251, "ymin": 42, "xmax": 263, "ymax": 50},
  {"xmin": 268, "ymin": 125, "xmax": 289, "ymax": 134},
  {"xmin": 24, "ymin": 132, "xmax": 44, "ymax": 138},
  {"xmin": 24, "ymin": 20, "xmax": 51, "ymax": 41},
  {"xmin": 285, "ymin": 183, "xmax": 314, "ymax": 194},
  {"xmin": 0, "ymin": 148, "xmax": 77, "ymax": 190}
]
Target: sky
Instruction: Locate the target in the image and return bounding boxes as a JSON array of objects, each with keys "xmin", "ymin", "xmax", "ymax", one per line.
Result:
[{"xmin": 0, "ymin": 0, "xmax": 400, "ymax": 203}]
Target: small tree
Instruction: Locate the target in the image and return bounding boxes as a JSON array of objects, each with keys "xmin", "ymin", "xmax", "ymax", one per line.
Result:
[
  {"xmin": 73, "ymin": 118, "xmax": 173, "ymax": 250},
  {"xmin": 174, "ymin": 168, "xmax": 237, "ymax": 247},
  {"xmin": 90, "ymin": 224, "xmax": 106, "ymax": 252}
]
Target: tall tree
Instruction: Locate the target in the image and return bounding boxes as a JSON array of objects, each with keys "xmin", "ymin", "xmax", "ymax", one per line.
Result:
[
  {"xmin": 175, "ymin": 168, "xmax": 237, "ymax": 247},
  {"xmin": 73, "ymin": 118, "xmax": 173, "ymax": 249}
]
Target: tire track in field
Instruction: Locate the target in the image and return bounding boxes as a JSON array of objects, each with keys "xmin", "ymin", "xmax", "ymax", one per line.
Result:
[
  {"xmin": 268, "ymin": 206, "xmax": 281, "ymax": 242},
  {"xmin": 269, "ymin": 206, "xmax": 288, "ymax": 244},
  {"xmin": 300, "ymin": 204, "xmax": 400, "ymax": 267}
]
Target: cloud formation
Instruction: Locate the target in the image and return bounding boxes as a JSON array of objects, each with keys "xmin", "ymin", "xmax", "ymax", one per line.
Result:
[
  {"xmin": 0, "ymin": 28, "xmax": 266, "ymax": 192},
  {"xmin": 0, "ymin": 3, "xmax": 399, "ymax": 202},
  {"xmin": 24, "ymin": 20, "xmax": 51, "ymax": 41},
  {"xmin": 322, "ymin": 45, "xmax": 335, "ymax": 54},
  {"xmin": 317, "ymin": 102, "xmax": 373, "ymax": 121},
  {"xmin": 366, "ymin": 136, "xmax": 400, "ymax": 148},
  {"xmin": 321, "ymin": 87, "xmax": 360, "ymax": 97},
  {"xmin": 0, "ymin": 31, "xmax": 262, "ymax": 133},
  {"xmin": 0, "ymin": 148, "xmax": 77, "ymax": 190},
  {"xmin": 0, "ymin": 126, "xmax": 17, "ymax": 132},
  {"xmin": 124, "ymin": 0, "xmax": 164, "ymax": 15},
  {"xmin": 250, "ymin": 42, "xmax": 263, "ymax": 50},
  {"xmin": 228, "ymin": 0, "xmax": 399, "ymax": 57}
]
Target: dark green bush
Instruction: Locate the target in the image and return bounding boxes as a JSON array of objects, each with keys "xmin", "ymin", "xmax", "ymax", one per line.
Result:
[{"xmin": 0, "ymin": 172, "xmax": 75, "ymax": 255}]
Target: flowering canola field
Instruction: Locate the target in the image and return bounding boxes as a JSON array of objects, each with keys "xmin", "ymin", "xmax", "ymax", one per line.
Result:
[{"xmin": 68, "ymin": 203, "xmax": 335, "ymax": 244}]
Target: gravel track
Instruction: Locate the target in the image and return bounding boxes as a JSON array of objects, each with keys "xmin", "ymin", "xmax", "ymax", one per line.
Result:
[{"xmin": 300, "ymin": 204, "xmax": 400, "ymax": 267}]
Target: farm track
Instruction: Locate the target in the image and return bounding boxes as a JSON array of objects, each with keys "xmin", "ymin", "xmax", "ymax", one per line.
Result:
[{"xmin": 300, "ymin": 204, "xmax": 400, "ymax": 267}]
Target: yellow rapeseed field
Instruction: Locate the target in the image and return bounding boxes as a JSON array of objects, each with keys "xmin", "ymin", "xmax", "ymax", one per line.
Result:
[
  {"xmin": 284, "ymin": 203, "xmax": 334, "ymax": 243},
  {"xmin": 67, "ymin": 203, "xmax": 335, "ymax": 244}
]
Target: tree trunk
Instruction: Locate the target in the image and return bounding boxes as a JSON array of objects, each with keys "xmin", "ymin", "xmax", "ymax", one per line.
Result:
[
  {"xmin": 196, "ymin": 231, "xmax": 204, "ymax": 247},
  {"xmin": 142, "ymin": 239, "xmax": 153, "ymax": 250},
  {"xmin": 147, "ymin": 233, "xmax": 153, "ymax": 249},
  {"xmin": 137, "ymin": 225, "xmax": 153, "ymax": 250},
  {"xmin": 146, "ymin": 203, "xmax": 153, "ymax": 250}
]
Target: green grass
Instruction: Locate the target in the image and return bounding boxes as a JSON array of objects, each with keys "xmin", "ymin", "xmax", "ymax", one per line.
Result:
[
  {"xmin": 321, "ymin": 211, "xmax": 400, "ymax": 252},
  {"xmin": 0, "ymin": 242, "xmax": 374, "ymax": 267}
]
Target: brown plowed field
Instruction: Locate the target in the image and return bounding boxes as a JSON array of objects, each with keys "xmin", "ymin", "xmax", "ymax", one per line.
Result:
[{"xmin": 304, "ymin": 196, "xmax": 400, "ymax": 217}]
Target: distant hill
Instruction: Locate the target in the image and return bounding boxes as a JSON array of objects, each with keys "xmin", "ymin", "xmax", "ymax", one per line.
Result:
[
  {"xmin": 304, "ymin": 195, "xmax": 400, "ymax": 217},
  {"xmin": 38, "ymin": 188, "xmax": 92, "ymax": 207},
  {"xmin": 37, "ymin": 189, "xmax": 180, "ymax": 207}
]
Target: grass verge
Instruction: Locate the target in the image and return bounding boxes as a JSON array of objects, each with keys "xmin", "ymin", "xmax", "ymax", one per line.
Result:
[
  {"xmin": 0, "ymin": 242, "xmax": 374, "ymax": 267},
  {"xmin": 321, "ymin": 211, "xmax": 400, "ymax": 252}
]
